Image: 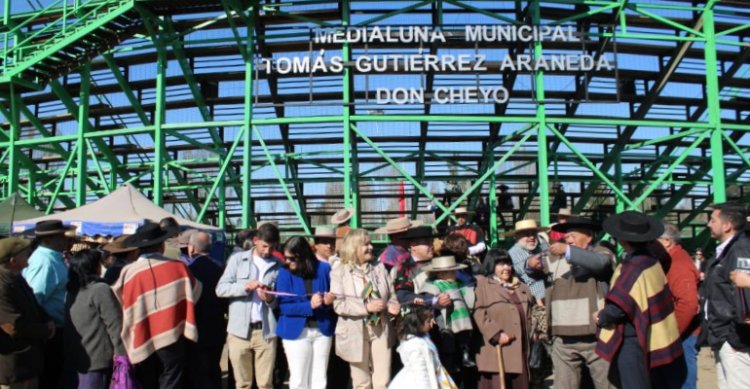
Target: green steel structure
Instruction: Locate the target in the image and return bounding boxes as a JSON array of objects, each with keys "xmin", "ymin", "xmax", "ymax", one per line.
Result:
[{"xmin": 0, "ymin": 0, "xmax": 749, "ymax": 248}]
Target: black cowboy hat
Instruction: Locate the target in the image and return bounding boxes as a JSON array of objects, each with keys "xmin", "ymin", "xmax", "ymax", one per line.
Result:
[
  {"xmin": 551, "ymin": 216, "xmax": 601, "ymax": 234},
  {"xmin": 602, "ymin": 211, "xmax": 664, "ymax": 243},
  {"xmin": 123, "ymin": 222, "xmax": 179, "ymax": 248},
  {"xmin": 35, "ymin": 220, "xmax": 76, "ymax": 237},
  {"xmin": 403, "ymin": 226, "xmax": 438, "ymax": 240}
]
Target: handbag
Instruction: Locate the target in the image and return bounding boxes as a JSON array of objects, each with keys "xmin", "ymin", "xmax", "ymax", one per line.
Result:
[{"xmin": 110, "ymin": 354, "xmax": 141, "ymax": 389}]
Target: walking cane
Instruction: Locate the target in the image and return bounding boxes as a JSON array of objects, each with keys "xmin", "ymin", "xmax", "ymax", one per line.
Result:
[{"xmin": 496, "ymin": 344, "xmax": 506, "ymax": 389}]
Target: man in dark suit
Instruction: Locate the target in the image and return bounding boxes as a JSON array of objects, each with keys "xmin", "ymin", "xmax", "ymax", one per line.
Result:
[{"xmin": 704, "ymin": 202, "xmax": 750, "ymax": 388}]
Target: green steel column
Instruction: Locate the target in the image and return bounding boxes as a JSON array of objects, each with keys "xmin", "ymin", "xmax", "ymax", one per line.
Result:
[
  {"xmin": 153, "ymin": 43, "xmax": 167, "ymax": 206},
  {"xmin": 7, "ymin": 84, "xmax": 18, "ymax": 195},
  {"xmin": 76, "ymin": 63, "xmax": 91, "ymax": 207},
  {"xmin": 489, "ymin": 149, "xmax": 497, "ymax": 247},
  {"xmin": 532, "ymin": 1, "xmax": 550, "ymax": 225},
  {"xmin": 219, "ymin": 179, "xmax": 226, "ymax": 229},
  {"xmin": 703, "ymin": 6, "xmax": 725, "ymax": 203},
  {"xmin": 342, "ymin": 0, "xmax": 358, "ymax": 227},
  {"xmin": 242, "ymin": 10, "xmax": 255, "ymax": 229},
  {"xmin": 615, "ymin": 151, "xmax": 624, "ymax": 213}
]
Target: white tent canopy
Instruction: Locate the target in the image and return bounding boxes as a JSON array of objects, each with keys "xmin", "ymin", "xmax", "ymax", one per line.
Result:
[{"xmin": 14, "ymin": 184, "xmax": 220, "ymax": 236}]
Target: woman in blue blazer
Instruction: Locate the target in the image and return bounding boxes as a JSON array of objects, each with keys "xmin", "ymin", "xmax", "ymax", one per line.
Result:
[{"xmin": 276, "ymin": 235, "xmax": 336, "ymax": 389}]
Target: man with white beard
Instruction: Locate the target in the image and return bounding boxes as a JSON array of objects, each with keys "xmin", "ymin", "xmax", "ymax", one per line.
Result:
[{"xmin": 507, "ymin": 220, "xmax": 549, "ymax": 303}]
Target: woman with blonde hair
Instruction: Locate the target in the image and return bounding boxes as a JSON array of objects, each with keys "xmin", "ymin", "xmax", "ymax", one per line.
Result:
[{"xmin": 331, "ymin": 229, "xmax": 401, "ymax": 389}]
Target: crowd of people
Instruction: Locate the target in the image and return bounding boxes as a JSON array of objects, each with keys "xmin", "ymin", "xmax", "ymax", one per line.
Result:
[{"xmin": 1, "ymin": 201, "xmax": 749, "ymax": 389}]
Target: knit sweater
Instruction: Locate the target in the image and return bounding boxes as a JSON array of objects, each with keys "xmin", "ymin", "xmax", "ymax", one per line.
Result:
[{"xmin": 112, "ymin": 253, "xmax": 202, "ymax": 364}]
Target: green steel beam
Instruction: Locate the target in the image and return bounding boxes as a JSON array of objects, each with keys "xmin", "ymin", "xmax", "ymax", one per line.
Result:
[
  {"xmin": 153, "ymin": 46, "xmax": 166, "ymax": 207},
  {"xmin": 703, "ymin": 6, "xmax": 725, "ymax": 204},
  {"xmin": 46, "ymin": 142, "xmax": 78, "ymax": 214},
  {"xmin": 75, "ymin": 62, "xmax": 90, "ymax": 207},
  {"xmin": 342, "ymin": 0, "xmax": 357, "ymax": 227},
  {"xmin": 6, "ymin": 83, "xmax": 18, "ymax": 195},
  {"xmin": 242, "ymin": 5, "xmax": 255, "ymax": 229},
  {"xmin": 532, "ymin": 0, "xmax": 550, "ymax": 226},
  {"xmin": 253, "ymin": 125, "xmax": 312, "ymax": 235}
]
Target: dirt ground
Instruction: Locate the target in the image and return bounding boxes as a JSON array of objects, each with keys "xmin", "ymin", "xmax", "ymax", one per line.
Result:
[{"xmin": 220, "ymin": 346, "xmax": 720, "ymax": 388}]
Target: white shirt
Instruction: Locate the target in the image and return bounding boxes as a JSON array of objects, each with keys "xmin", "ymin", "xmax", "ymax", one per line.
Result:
[{"xmin": 250, "ymin": 254, "xmax": 275, "ymax": 323}]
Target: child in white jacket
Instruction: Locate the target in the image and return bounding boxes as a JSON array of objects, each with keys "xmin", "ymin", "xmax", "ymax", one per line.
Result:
[{"xmin": 389, "ymin": 306, "xmax": 457, "ymax": 389}]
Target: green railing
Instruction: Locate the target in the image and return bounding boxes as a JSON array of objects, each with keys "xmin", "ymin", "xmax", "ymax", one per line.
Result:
[{"xmin": 0, "ymin": 0, "xmax": 131, "ymax": 78}]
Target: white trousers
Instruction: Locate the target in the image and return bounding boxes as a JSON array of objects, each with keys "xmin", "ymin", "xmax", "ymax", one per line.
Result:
[
  {"xmin": 715, "ymin": 341, "xmax": 750, "ymax": 389},
  {"xmin": 282, "ymin": 327, "xmax": 333, "ymax": 389}
]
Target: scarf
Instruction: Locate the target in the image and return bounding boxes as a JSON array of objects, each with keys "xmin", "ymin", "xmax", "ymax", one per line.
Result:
[
  {"xmin": 432, "ymin": 279, "xmax": 473, "ymax": 333},
  {"xmin": 352, "ymin": 263, "xmax": 381, "ymax": 326}
]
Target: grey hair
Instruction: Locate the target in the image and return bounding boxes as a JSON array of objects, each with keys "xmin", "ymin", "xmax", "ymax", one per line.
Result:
[
  {"xmin": 189, "ymin": 231, "xmax": 212, "ymax": 254},
  {"xmin": 661, "ymin": 223, "xmax": 681, "ymax": 244}
]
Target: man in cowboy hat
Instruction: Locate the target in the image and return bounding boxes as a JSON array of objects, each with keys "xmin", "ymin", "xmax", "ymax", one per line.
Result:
[
  {"xmin": 446, "ymin": 207, "xmax": 486, "ymax": 256},
  {"xmin": 0, "ymin": 237, "xmax": 55, "ymax": 389},
  {"xmin": 311, "ymin": 226, "xmax": 337, "ymax": 265},
  {"xmin": 703, "ymin": 202, "xmax": 750, "ymax": 388},
  {"xmin": 507, "ymin": 219, "xmax": 549, "ymax": 302},
  {"xmin": 112, "ymin": 222, "xmax": 201, "ymax": 389},
  {"xmin": 595, "ymin": 211, "xmax": 683, "ymax": 388},
  {"xmin": 392, "ymin": 226, "xmax": 452, "ymax": 309},
  {"xmin": 22, "ymin": 220, "xmax": 74, "ymax": 388},
  {"xmin": 376, "ymin": 217, "xmax": 421, "ymax": 272},
  {"xmin": 528, "ymin": 215, "xmax": 615, "ymax": 389},
  {"xmin": 102, "ymin": 235, "xmax": 139, "ymax": 285},
  {"xmin": 549, "ymin": 207, "xmax": 572, "ymax": 242}
]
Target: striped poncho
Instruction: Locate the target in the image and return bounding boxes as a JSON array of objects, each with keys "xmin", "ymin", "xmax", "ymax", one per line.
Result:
[
  {"xmin": 112, "ymin": 253, "xmax": 202, "ymax": 364},
  {"xmin": 595, "ymin": 253, "xmax": 683, "ymax": 368},
  {"xmin": 422, "ymin": 279, "xmax": 475, "ymax": 334}
]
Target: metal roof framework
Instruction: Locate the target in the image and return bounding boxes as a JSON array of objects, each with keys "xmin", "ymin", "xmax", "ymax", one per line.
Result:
[{"xmin": 0, "ymin": 0, "xmax": 748, "ymax": 247}]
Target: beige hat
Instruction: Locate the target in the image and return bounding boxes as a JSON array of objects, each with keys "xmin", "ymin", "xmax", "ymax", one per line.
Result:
[
  {"xmin": 312, "ymin": 226, "xmax": 336, "ymax": 239},
  {"xmin": 102, "ymin": 235, "xmax": 138, "ymax": 254},
  {"xmin": 555, "ymin": 208, "xmax": 572, "ymax": 217},
  {"xmin": 505, "ymin": 219, "xmax": 547, "ymax": 237},
  {"xmin": 454, "ymin": 207, "xmax": 473, "ymax": 215},
  {"xmin": 330, "ymin": 208, "xmax": 355, "ymax": 225},
  {"xmin": 423, "ymin": 255, "xmax": 467, "ymax": 272},
  {"xmin": 374, "ymin": 217, "xmax": 423, "ymax": 235}
]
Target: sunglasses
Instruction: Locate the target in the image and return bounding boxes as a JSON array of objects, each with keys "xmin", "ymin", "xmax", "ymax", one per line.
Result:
[{"xmin": 284, "ymin": 255, "xmax": 298, "ymax": 261}]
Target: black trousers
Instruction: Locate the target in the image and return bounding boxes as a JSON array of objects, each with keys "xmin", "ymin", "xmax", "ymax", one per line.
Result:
[
  {"xmin": 41, "ymin": 328, "xmax": 64, "ymax": 389},
  {"xmin": 134, "ymin": 337, "xmax": 187, "ymax": 389},
  {"xmin": 184, "ymin": 342, "xmax": 223, "ymax": 389}
]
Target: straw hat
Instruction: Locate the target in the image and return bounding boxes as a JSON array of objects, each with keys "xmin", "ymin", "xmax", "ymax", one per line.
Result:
[
  {"xmin": 505, "ymin": 219, "xmax": 547, "ymax": 237},
  {"xmin": 330, "ymin": 208, "xmax": 355, "ymax": 225},
  {"xmin": 312, "ymin": 226, "xmax": 336, "ymax": 239},
  {"xmin": 423, "ymin": 255, "xmax": 467, "ymax": 272},
  {"xmin": 374, "ymin": 217, "xmax": 423, "ymax": 235},
  {"xmin": 454, "ymin": 207, "xmax": 473, "ymax": 215},
  {"xmin": 554, "ymin": 208, "xmax": 572, "ymax": 217}
]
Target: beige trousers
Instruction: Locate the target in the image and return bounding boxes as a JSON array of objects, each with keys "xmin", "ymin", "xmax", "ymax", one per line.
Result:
[
  {"xmin": 227, "ymin": 330, "xmax": 277, "ymax": 389},
  {"xmin": 349, "ymin": 323, "xmax": 392, "ymax": 389}
]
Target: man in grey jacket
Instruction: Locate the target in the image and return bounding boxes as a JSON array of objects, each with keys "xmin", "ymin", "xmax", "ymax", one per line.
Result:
[
  {"xmin": 216, "ymin": 223, "xmax": 281, "ymax": 389},
  {"xmin": 528, "ymin": 215, "xmax": 615, "ymax": 389}
]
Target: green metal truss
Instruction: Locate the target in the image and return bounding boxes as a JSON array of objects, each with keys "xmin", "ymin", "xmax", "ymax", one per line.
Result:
[{"xmin": 0, "ymin": 0, "xmax": 749, "ymax": 250}]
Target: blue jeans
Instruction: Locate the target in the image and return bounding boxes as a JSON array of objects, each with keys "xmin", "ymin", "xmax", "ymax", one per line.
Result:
[{"xmin": 681, "ymin": 335, "xmax": 698, "ymax": 389}]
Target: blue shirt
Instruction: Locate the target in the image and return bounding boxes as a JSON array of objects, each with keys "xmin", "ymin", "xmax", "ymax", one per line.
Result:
[{"xmin": 22, "ymin": 245, "xmax": 68, "ymax": 327}]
